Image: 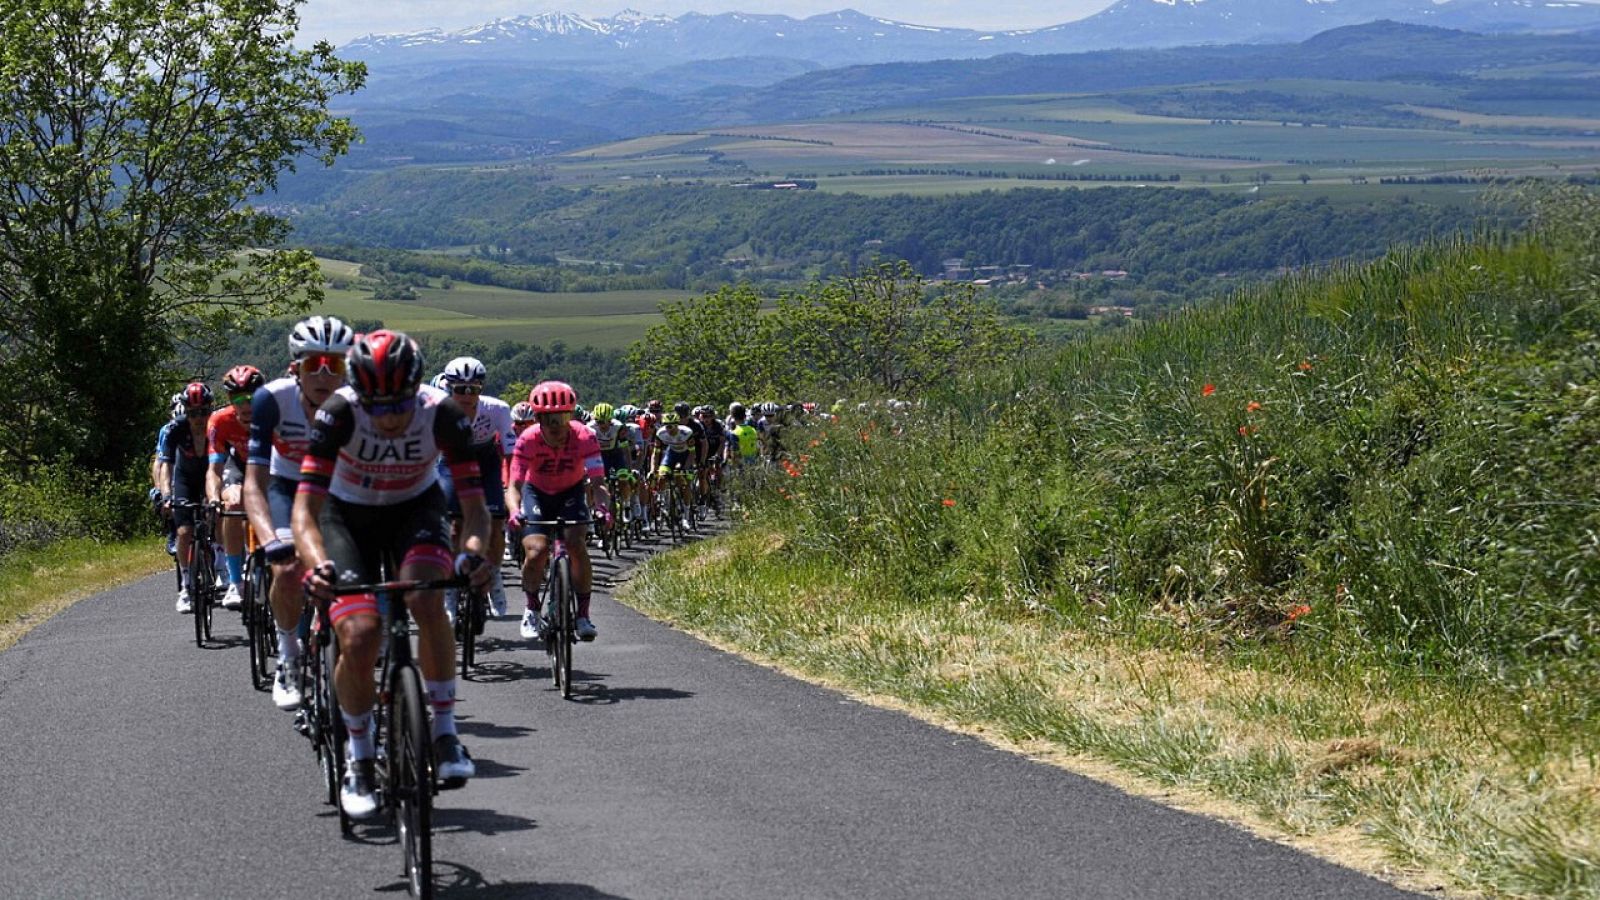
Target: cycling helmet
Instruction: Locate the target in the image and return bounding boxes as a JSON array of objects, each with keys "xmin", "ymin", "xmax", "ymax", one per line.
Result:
[
  {"xmin": 661, "ymin": 411, "xmax": 680, "ymax": 425},
  {"xmin": 442, "ymin": 356, "xmax": 487, "ymax": 384},
  {"xmin": 181, "ymin": 381, "xmax": 213, "ymax": 409},
  {"xmin": 591, "ymin": 402, "xmax": 615, "ymax": 422},
  {"xmin": 728, "ymin": 402, "xmax": 745, "ymax": 419},
  {"xmin": 429, "ymin": 373, "xmax": 449, "ymax": 391},
  {"xmin": 574, "ymin": 405, "xmax": 591, "ymax": 424},
  {"xmin": 222, "ymin": 365, "xmax": 265, "ymax": 395},
  {"xmin": 511, "ymin": 401, "xmax": 536, "ymax": 423},
  {"xmin": 647, "ymin": 399, "xmax": 664, "ymax": 414},
  {"xmin": 615, "ymin": 404, "xmax": 637, "ymax": 423},
  {"xmin": 760, "ymin": 402, "xmax": 780, "ymax": 417},
  {"xmin": 528, "ymin": 380, "xmax": 577, "ymax": 413},
  {"xmin": 673, "ymin": 401, "xmax": 691, "ymax": 418},
  {"xmin": 288, "ymin": 315, "xmax": 355, "ymax": 357},
  {"xmin": 347, "ymin": 329, "xmax": 424, "ymax": 403}
]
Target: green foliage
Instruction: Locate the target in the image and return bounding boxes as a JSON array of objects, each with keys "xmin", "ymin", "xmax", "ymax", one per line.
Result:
[
  {"xmin": 627, "ymin": 262, "xmax": 1032, "ymax": 402},
  {"xmin": 741, "ymin": 222, "xmax": 1600, "ymax": 686},
  {"xmin": 0, "ymin": 461, "xmax": 151, "ymax": 559},
  {"xmin": 0, "ymin": 0, "xmax": 364, "ymax": 474}
]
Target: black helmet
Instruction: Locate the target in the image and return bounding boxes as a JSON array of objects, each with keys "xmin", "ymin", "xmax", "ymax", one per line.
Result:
[{"xmin": 347, "ymin": 329, "xmax": 424, "ymax": 404}]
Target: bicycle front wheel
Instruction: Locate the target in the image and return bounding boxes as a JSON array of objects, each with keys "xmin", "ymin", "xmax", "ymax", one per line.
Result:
[
  {"xmin": 555, "ymin": 557, "xmax": 574, "ymax": 699},
  {"xmin": 391, "ymin": 666, "xmax": 434, "ymax": 899}
]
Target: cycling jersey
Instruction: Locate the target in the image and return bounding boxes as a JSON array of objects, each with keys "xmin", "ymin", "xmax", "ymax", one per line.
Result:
[
  {"xmin": 153, "ymin": 420, "xmax": 179, "ymax": 461},
  {"xmin": 654, "ymin": 424, "xmax": 695, "ymax": 454},
  {"xmin": 701, "ymin": 422, "xmax": 726, "ymax": 459},
  {"xmin": 468, "ymin": 394, "xmax": 515, "ymax": 456},
  {"xmin": 298, "ymin": 385, "xmax": 481, "ymax": 506},
  {"xmin": 592, "ymin": 419, "xmax": 623, "ymax": 451},
  {"xmin": 731, "ymin": 423, "xmax": 759, "ymax": 459},
  {"xmin": 248, "ymin": 376, "xmax": 315, "ymax": 481},
  {"xmin": 508, "ymin": 421, "xmax": 603, "ymax": 496},
  {"xmin": 207, "ymin": 405, "xmax": 250, "ymax": 467}
]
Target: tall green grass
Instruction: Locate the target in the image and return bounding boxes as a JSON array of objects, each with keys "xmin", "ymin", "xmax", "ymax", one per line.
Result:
[{"xmin": 625, "ymin": 187, "xmax": 1600, "ymax": 896}]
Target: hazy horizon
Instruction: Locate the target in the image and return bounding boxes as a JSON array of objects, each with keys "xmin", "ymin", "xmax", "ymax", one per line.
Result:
[{"xmin": 298, "ymin": 1, "xmax": 1122, "ymax": 45}]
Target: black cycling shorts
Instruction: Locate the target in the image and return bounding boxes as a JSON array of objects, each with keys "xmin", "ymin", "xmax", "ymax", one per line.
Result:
[
  {"xmin": 516, "ymin": 484, "xmax": 590, "ymax": 541},
  {"xmin": 319, "ymin": 485, "xmax": 453, "ymax": 592}
]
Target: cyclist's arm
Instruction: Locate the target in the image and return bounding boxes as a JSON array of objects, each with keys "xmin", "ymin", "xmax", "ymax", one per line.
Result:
[
  {"xmin": 292, "ymin": 397, "xmax": 353, "ymax": 572},
  {"xmin": 243, "ymin": 387, "xmax": 279, "ymax": 547},
  {"xmin": 436, "ymin": 399, "xmax": 489, "ymax": 562}
]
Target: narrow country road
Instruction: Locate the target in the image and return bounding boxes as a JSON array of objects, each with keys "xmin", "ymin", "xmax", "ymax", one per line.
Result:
[{"xmin": 0, "ymin": 530, "xmax": 1422, "ymax": 899}]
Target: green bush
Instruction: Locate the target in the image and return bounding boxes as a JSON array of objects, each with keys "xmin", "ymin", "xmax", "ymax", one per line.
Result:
[
  {"xmin": 752, "ymin": 225, "xmax": 1600, "ymax": 687},
  {"xmin": 0, "ymin": 462, "xmax": 153, "ymax": 560}
]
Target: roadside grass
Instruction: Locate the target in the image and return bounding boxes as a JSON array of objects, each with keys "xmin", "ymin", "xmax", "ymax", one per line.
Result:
[
  {"xmin": 0, "ymin": 536, "xmax": 168, "ymax": 651},
  {"xmin": 622, "ymin": 190, "xmax": 1600, "ymax": 898}
]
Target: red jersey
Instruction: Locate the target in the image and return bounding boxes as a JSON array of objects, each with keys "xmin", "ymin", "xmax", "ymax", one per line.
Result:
[{"xmin": 207, "ymin": 405, "xmax": 250, "ymax": 465}]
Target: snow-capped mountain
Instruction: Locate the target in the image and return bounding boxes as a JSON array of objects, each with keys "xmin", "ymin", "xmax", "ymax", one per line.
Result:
[{"xmin": 340, "ymin": 2, "xmax": 1600, "ymax": 65}]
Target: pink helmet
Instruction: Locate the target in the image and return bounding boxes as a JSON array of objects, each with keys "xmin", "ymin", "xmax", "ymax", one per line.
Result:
[{"xmin": 528, "ymin": 380, "xmax": 577, "ymax": 413}]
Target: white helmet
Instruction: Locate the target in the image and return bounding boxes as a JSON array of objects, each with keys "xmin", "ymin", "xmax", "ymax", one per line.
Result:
[
  {"xmin": 288, "ymin": 315, "xmax": 354, "ymax": 357},
  {"xmin": 442, "ymin": 356, "xmax": 487, "ymax": 384},
  {"xmin": 429, "ymin": 373, "xmax": 449, "ymax": 391}
]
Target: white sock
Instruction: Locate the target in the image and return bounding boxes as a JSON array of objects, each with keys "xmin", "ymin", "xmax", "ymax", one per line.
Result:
[
  {"xmin": 425, "ymin": 679, "xmax": 456, "ymax": 740},
  {"xmin": 276, "ymin": 627, "xmax": 299, "ymax": 662},
  {"xmin": 343, "ymin": 710, "xmax": 375, "ymax": 761}
]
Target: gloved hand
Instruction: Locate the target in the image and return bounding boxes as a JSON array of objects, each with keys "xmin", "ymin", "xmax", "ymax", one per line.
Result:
[
  {"xmin": 301, "ymin": 560, "xmax": 337, "ymax": 602},
  {"xmin": 455, "ymin": 552, "xmax": 491, "ymax": 590},
  {"xmin": 148, "ymin": 488, "xmax": 164, "ymax": 509}
]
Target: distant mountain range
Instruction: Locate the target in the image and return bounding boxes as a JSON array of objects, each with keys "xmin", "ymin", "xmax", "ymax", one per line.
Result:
[{"xmin": 341, "ymin": 1, "xmax": 1600, "ymax": 66}]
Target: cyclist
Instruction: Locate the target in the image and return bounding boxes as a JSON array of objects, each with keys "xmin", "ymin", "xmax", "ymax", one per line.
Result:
[
  {"xmin": 507, "ymin": 381, "xmax": 603, "ymax": 643},
  {"xmin": 151, "ymin": 392, "xmax": 185, "ymax": 556},
  {"xmin": 245, "ymin": 315, "xmax": 356, "ymax": 711},
  {"xmin": 587, "ymin": 403, "xmax": 629, "ymax": 531},
  {"xmin": 296, "ymin": 330, "xmax": 491, "ymax": 818},
  {"xmin": 758, "ymin": 401, "xmax": 787, "ymax": 463},
  {"xmin": 650, "ymin": 410, "xmax": 697, "ymax": 531},
  {"xmin": 695, "ymin": 406, "xmax": 727, "ymax": 509},
  {"xmin": 437, "ymin": 357, "xmax": 515, "ymax": 618},
  {"xmin": 165, "ymin": 382, "xmax": 214, "ymax": 613},
  {"xmin": 207, "ymin": 365, "xmax": 265, "ymax": 611}
]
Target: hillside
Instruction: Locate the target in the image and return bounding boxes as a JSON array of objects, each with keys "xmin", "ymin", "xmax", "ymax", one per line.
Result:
[{"xmin": 623, "ymin": 188, "xmax": 1600, "ymax": 898}]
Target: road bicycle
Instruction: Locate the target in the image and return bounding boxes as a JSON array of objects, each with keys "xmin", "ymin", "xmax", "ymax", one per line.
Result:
[
  {"xmin": 453, "ymin": 580, "xmax": 489, "ymax": 676},
  {"xmin": 313, "ymin": 562, "xmax": 472, "ymax": 900},
  {"xmin": 173, "ymin": 500, "xmax": 220, "ymax": 647},
  {"xmin": 528, "ymin": 517, "xmax": 589, "ymax": 700},
  {"xmin": 227, "ymin": 510, "xmax": 277, "ymax": 691}
]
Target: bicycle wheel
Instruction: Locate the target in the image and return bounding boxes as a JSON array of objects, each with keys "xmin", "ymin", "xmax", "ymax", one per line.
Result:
[
  {"xmin": 254, "ymin": 559, "xmax": 277, "ymax": 689},
  {"xmin": 320, "ymin": 636, "xmax": 350, "ymax": 830},
  {"xmin": 555, "ymin": 557, "xmax": 573, "ymax": 700},
  {"xmin": 459, "ymin": 589, "xmax": 479, "ymax": 675},
  {"xmin": 244, "ymin": 552, "xmax": 266, "ymax": 689},
  {"xmin": 189, "ymin": 537, "xmax": 210, "ymax": 648},
  {"xmin": 390, "ymin": 666, "xmax": 434, "ymax": 899}
]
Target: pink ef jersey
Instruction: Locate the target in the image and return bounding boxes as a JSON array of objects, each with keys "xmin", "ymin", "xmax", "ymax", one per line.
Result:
[{"xmin": 508, "ymin": 421, "xmax": 604, "ymax": 495}]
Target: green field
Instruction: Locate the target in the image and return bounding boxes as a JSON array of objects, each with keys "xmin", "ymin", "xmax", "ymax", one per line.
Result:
[{"xmin": 308, "ymin": 262, "xmax": 691, "ymax": 348}]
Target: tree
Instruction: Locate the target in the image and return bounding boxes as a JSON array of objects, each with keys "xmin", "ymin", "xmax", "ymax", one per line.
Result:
[
  {"xmin": 0, "ymin": 0, "xmax": 364, "ymax": 473},
  {"xmin": 628, "ymin": 284, "xmax": 789, "ymax": 403}
]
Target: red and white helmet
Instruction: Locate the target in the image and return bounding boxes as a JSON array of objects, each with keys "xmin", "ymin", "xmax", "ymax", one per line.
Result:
[
  {"xmin": 181, "ymin": 381, "xmax": 213, "ymax": 410},
  {"xmin": 222, "ymin": 365, "xmax": 265, "ymax": 395},
  {"xmin": 528, "ymin": 380, "xmax": 577, "ymax": 413},
  {"xmin": 347, "ymin": 330, "xmax": 424, "ymax": 404}
]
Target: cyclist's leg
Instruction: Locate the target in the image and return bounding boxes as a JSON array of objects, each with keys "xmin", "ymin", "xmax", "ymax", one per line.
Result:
[
  {"xmin": 266, "ymin": 477, "xmax": 308, "ymax": 660},
  {"xmin": 516, "ymin": 486, "xmax": 554, "ymax": 622},
  {"xmin": 322, "ymin": 499, "xmax": 382, "ymax": 761},
  {"xmin": 558, "ymin": 487, "xmax": 598, "ymax": 639}
]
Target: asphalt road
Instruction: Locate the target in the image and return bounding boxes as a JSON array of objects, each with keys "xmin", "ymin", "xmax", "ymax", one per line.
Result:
[{"xmin": 0, "ymin": 528, "xmax": 1423, "ymax": 899}]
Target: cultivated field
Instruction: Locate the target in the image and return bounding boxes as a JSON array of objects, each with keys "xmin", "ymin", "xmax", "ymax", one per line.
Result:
[{"xmin": 309, "ymin": 260, "xmax": 690, "ymax": 349}]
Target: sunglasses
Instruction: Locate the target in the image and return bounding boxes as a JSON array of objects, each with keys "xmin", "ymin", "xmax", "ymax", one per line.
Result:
[
  {"xmin": 362, "ymin": 396, "xmax": 416, "ymax": 417},
  {"xmin": 228, "ymin": 394, "xmax": 252, "ymax": 407},
  {"xmin": 451, "ymin": 384, "xmax": 482, "ymax": 396},
  {"xmin": 297, "ymin": 353, "xmax": 345, "ymax": 376}
]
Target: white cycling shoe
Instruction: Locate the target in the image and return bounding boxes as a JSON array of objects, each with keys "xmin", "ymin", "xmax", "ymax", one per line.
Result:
[
  {"xmin": 221, "ymin": 584, "xmax": 243, "ymax": 611},
  {"xmin": 341, "ymin": 760, "xmax": 379, "ymax": 819},
  {"xmin": 272, "ymin": 663, "xmax": 302, "ymax": 711},
  {"xmin": 175, "ymin": 589, "xmax": 192, "ymax": 614},
  {"xmin": 519, "ymin": 608, "xmax": 542, "ymax": 640}
]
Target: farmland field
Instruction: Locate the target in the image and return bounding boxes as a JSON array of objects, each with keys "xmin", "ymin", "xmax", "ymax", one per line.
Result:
[{"xmin": 308, "ymin": 262, "xmax": 692, "ymax": 348}]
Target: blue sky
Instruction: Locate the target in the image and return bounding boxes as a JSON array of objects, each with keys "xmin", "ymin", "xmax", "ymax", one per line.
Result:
[{"xmin": 296, "ymin": 1, "xmax": 1121, "ymax": 44}]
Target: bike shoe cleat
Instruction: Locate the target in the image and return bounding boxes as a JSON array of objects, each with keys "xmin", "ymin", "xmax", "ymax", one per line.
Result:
[
  {"xmin": 576, "ymin": 617, "xmax": 598, "ymax": 642},
  {"xmin": 341, "ymin": 759, "xmax": 379, "ymax": 819},
  {"xmin": 434, "ymin": 734, "xmax": 475, "ymax": 787}
]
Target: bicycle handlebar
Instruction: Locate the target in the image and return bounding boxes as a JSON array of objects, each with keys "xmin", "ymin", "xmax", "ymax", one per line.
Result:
[{"xmin": 328, "ymin": 577, "xmax": 470, "ymax": 597}]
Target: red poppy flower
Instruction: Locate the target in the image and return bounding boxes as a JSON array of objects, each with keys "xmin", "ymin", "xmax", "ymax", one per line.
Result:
[
  {"xmin": 941, "ymin": 499, "xmax": 957, "ymax": 507},
  {"xmin": 1202, "ymin": 383, "xmax": 1217, "ymax": 397},
  {"xmin": 1246, "ymin": 401, "xmax": 1262, "ymax": 413},
  {"xmin": 1238, "ymin": 425, "xmax": 1254, "ymax": 436},
  {"xmin": 1298, "ymin": 360, "xmax": 1314, "ymax": 372},
  {"xmin": 1286, "ymin": 604, "xmax": 1312, "ymax": 622}
]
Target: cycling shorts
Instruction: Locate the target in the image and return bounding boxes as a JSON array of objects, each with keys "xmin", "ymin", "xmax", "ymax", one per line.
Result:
[
  {"xmin": 601, "ymin": 447, "xmax": 629, "ymax": 476},
  {"xmin": 171, "ymin": 468, "xmax": 206, "ymax": 529},
  {"xmin": 657, "ymin": 448, "xmax": 693, "ymax": 475},
  {"xmin": 221, "ymin": 457, "xmax": 245, "ymax": 489},
  {"xmin": 266, "ymin": 475, "xmax": 298, "ymax": 543},
  {"xmin": 440, "ymin": 443, "xmax": 507, "ymax": 519},
  {"xmin": 319, "ymin": 485, "xmax": 452, "ymax": 625},
  {"xmin": 516, "ymin": 483, "xmax": 590, "ymax": 541}
]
